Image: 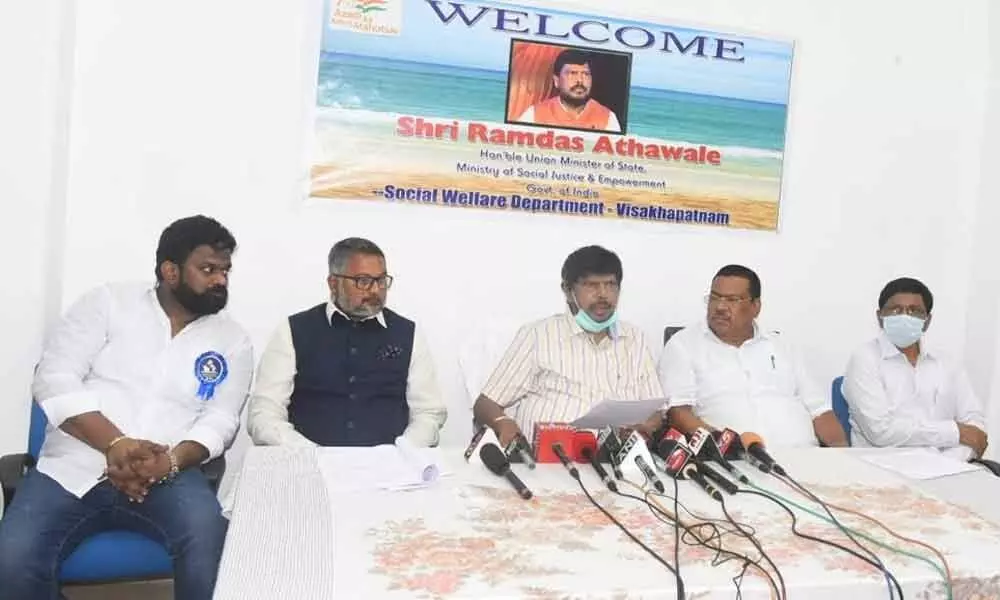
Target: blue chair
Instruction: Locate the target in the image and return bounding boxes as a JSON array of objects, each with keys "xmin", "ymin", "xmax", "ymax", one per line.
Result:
[
  {"xmin": 831, "ymin": 375, "xmax": 851, "ymax": 442},
  {"xmin": 0, "ymin": 402, "xmax": 225, "ymax": 584}
]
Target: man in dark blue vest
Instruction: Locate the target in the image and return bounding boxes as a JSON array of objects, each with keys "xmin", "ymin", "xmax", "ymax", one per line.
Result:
[{"xmin": 247, "ymin": 238, "xmax": 447, "ymax": 447}]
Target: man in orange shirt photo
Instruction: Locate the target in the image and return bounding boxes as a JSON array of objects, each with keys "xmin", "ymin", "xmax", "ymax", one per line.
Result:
[{"xmin": 517, "ymin": 48, "xmax": 623, "ymax": 134}]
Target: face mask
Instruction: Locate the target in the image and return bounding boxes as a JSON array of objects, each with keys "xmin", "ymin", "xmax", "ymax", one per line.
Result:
[
  {"xmin": 882, "ymin": 314, "xmax": 925, "ymax": 348},
  {"xmin": 572, "ymin": 293, "xmax": 618, "ymax": 333}
]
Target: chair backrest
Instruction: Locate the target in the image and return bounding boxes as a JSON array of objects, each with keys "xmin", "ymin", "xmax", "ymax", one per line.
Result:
[
  {"xmin": 28, "ymin": 401, "xmax": 48, "ymax": 459},
  {"xmin": 663, "ymin": 326, "xmax": 685, "ymax": 346},
  {"xmin": 831, "ymin": 376, "xmax": 851, "ymax": 441}
]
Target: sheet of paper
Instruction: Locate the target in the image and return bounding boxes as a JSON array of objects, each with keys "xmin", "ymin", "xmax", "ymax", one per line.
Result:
[
  {"xmin": 316, "ymin": 438, "xmax": 449, "ymax": 496},
  {"xmin": 859, "ymin": 448, "xmax": 980, "ymax": 480},
  {"xmin": 569, "ymin": 398, "xmax": 667, "ymax": 429}
]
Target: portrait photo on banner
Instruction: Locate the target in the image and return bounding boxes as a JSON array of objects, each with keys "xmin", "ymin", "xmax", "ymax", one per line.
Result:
[
  {"xmin": 310, "ymin": 0, "xmax": 794, "ymax": 232},
  {"xmin": 505, "ymin": 40, "xmax": 633, "ymax": 135}
]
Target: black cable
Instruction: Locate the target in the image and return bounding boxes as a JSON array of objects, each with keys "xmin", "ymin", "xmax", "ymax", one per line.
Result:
[
  {"xmin": 622, "ymin": 487, "xmax": 777, "ymax": 599},
  {"xmin": 719, "ymin": 497, "xmax": 787, "ymax": 600},
  {"xmin": 567, "ymin": 470, "xmax": 685, "ymax": 598},
  {"xmin": 672, "ymin": 474, "xmax": 681, "ymax": 598},
  {"xmin": 640, "ymin": 491, "xmax": 767, "ymax": 598},
  {"xmin": 737, "ymin": 488, "xmax": 904, "ymax": 599},
  {"xmin": 779, "ymin": 473, "xmax": 901, "ymax": 600}
]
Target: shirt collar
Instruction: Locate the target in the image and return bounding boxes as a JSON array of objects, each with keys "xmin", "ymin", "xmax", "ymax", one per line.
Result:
[
  {"xmin": 325, "ymin": 300, "xmax": 386, "ymax": 328},
  {"xmin": 702, "ymin": 319, "xmax": 768, "ymax": 346},
  {"xmin": 562, "ymin": 310, "xmax": 626, "ymax": 340},
  {"xmin": 877, "ymin": 330, "xmax": 931, "ymax": 360}
]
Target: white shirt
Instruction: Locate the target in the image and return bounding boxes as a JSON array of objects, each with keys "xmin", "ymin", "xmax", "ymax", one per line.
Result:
[
  {"xmin": 517, "ymin": 104, "xmax": 623, "ymax": 133},
  {"xmin": 480, "ymin": 312, "xmax": 663, "ymax": 438},
  {"xmin": 659, "ymin": 322, "xmax": 828, "ymax": 447},
  {"xmin": 247, "ymin": 302, "xmax": 447, "ymax": 448},
  {"xmin": 32, "ymin": 282, "xmax": 254, "ymax": 498},
  {"xmin": 842, "ymin": 332, "xmax": 985, "ymax": 452}
]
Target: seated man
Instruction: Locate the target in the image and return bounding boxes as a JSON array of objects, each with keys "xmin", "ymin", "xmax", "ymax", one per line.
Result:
[
  {"xmin": 248, "ymin": 237, "xmax": 447, "ymax": 447},
  {"xmin": 661, "ymin": 264, "xmax": 847, "ymax": 447},
  {"xmin": 473, "ymin": 245, "xmax": 663, "ymax": 447},
  {"xmin": 0, "ymin": 215, "xmax": 253, "ymax": 600},
  {"xmin": 843, "ymin": 277, "xmax": 988, "ymax": 458}
]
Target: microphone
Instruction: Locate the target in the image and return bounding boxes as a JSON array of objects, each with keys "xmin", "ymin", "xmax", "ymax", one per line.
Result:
[
  {"xmin": 696, "ymin": 459, "xmax": 738, "ymax": 495},
  {"xmin": 740, "ymin": 432, "xmax": 786, "ymax": 476},
  {"xmin": 689, "ymin": 428, "xmax": 749, "ymax": 484},
  {"xmin": 681, "ymin": 462, "xmax": 722, "ymax": 502},
  {"xmin": 655, "ymin": 436, "xmax": 735, "ymax": 494},
  {"xmin": 597, "ymin": 426, "xmax": 625, "ymax": 480},
  {"xmin": 572, "ymin": 431, "xmax": 598, "ymax": 463},
  {"xmin": 616, "ymin": 430, "xmax": 664, "ymax": 491},
  {"xmin": 463, "ymin": 424, "xmax": 489, "ymax": 461},
  {"xmin": 532, "ymin": 423, "xmax": 576, "ymax": 464},
  {"xmin": 479, "ymin": 443, "xmax": 532, "ymax": 500},
  {"xmin": 581, "ymin": 442, "xmax": 617, "ymax": 492},
  {"xmin": 654, "ymin": 436, "xmax": 694, "ymax": 479},
  {"xmin": 505, "ymin": 434, "xmax": 537, "ymax": 469},
  {"xmin": 634, "ymin": 455, "xmax": 665, "ymax": 493},
  {"xmin": 551, "ymin": 442, "xmax": 579, "ymax": 479},
  {"xmin": 713, "ymin": 428, "xmax": 745, "ymax": 460}
]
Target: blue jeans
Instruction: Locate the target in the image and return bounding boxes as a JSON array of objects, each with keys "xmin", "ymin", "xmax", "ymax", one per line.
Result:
[{"xmin": 0, "ymin": 468, "xmax": 228, "ymax": 600}]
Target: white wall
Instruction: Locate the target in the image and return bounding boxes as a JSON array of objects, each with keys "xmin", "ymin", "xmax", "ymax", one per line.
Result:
[
  {"xmin": 0, "ymin": 0, "xmax": 74, "ymax": 454},
  {"xmin": 2, "ymin": 0, "xmax": 996, "ymax": 465}
]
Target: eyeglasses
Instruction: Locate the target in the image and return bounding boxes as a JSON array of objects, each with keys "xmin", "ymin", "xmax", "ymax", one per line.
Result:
[
  {"xmin": 334, "ymin": 274, "xmax": 394, "ymax": 291},
  {"xmin": 880, "ymin": 306, "xmax": 928, "ymax": 319},
  {"xmin": 578, "ymin": 280, "xmax": 620, "ymax": 293},
  {"xmin": 705, "ymin": 293, "xmax": 750, "ymax": 306}
]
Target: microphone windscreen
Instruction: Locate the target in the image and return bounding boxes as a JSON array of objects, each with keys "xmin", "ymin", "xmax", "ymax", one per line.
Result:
[
  {"xmin": 479, "ymin": 444, "xmax": 510, "ymax": 475},
  {"xmin": 740, "ymin": 431, "xmax": 764, "ymax": 448},
  {"xmin": 573, "ymin": 431, "xmax": 598, "ymax": 463},
  {"xmin": 656, "ymin": 437, "xmax": 678, "ymax": 458}
]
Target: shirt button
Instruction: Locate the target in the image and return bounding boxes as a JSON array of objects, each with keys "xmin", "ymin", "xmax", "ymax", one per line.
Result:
[
  {"xmin": 346, "ymin": 421, "xmax": 355, "ymax": 429},
  {"xmin": 349, "ymin": 393, "xmax": 357, "ymax": 400},
  {"xmin": 349, "ymin": 347, "xmax": 358, "ymax": 355},
  {"xmin": 348, "ymin": 375, "xmax": 356, "ymax": 383}
]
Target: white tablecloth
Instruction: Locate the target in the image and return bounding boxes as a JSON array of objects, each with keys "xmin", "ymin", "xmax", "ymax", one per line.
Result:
[{"xmin": 215, "ymin": 446, "xmax": 1000, "ymax": 600}]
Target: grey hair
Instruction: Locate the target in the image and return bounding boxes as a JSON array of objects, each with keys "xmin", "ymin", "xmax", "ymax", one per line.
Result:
[{"xmin": 328, "ymin": 237, "xmax": 385, "ymax": 274}]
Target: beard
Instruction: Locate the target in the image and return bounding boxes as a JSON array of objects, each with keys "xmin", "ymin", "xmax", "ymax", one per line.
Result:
[
  {"xmin": 174, "ymin": 277, "xmax": 228, "ymax": 316},
  {"xmin": 334, "ymin": 289, "xmax": 384, "ymax": 320},
  {"xmin": 338, "ymin": 298, "xmax": 383, "ymax": 320},
  {"xmin": 558, "ymin": 86, "xmax": 590, "ymax": 108}
]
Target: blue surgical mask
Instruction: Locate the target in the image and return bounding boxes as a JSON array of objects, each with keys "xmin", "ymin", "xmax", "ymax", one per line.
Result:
[
  {"xmin": 882, "ymin": 314, "xmax": 925, "ymax": 348},
  {"xmin": 572, "ymin": 293, "xmax": 618, "ymax": 333}
]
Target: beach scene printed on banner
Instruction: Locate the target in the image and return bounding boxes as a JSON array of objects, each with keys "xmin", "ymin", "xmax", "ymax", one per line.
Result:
[{"xmin": 311, "ymin": 0, "xmax": 794, "ymax": 231}]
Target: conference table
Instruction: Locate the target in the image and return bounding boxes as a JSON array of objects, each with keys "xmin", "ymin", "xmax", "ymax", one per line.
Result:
[{"xmin": 214, "ymin": 446, "xmax": 1000, "ymax": 599}]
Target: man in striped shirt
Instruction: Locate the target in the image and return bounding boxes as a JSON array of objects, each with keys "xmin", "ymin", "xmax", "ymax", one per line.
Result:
[{"xmin": 473, "ymin": 246, "xmax": 664, "ymax": 446}]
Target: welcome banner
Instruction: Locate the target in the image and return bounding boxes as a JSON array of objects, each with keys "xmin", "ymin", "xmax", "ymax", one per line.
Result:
[{"xmin": 311, "ymin": 0, "xmax": 794, "ymax": 231}]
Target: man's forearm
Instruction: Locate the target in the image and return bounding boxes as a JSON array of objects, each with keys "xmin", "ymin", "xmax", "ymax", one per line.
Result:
[
  {"xmin": 666, "ymin": 406, "xmax": 710, "ymax": 434},
  {"xmin": 61, "ymin": 411, "xmax": 124, "ymax": 453},
  {"xmin": 173, "ymin": 440, "xmax": 210, "ymax": 471},
  {"xmin": 813, "ymin": 411, "xmax": 849, "ymax": 447},
  {"xmin": 473, "ymin": 395, "xmax": 506, "ymax": 428}
]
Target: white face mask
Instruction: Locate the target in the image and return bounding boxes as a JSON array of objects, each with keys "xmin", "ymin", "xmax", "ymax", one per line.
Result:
[{"xmin": 882, "ymin": 314, "xmax": 925, "ymax": 348}]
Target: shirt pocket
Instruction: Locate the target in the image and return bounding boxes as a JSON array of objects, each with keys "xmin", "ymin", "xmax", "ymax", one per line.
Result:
[{"xmin": 752, "ymin": 351, "xmax": 797, "ymax": 397}]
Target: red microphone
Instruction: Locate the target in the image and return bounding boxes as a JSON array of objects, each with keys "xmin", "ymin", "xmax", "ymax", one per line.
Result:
[
  {"xmin": 572, "ymin": 431, "xmax": 598, "ymax": 463},
  {"xmin": 713, "ymin": 428, "xmax": 745, "ymax": 459},
  {"xmin": 532, "ymin": 423, "xmax": 577, "ymax": 464}
]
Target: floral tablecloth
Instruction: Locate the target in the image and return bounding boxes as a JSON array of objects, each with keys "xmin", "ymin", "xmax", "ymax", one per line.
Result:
[{"xmin": 217, "ymin": 447, "xmax": 1000, "ymax": 600}]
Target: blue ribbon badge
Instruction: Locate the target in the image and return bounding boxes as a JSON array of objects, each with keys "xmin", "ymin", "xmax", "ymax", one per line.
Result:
[{"xmin": 194, "ymin": 351, "xmax": 228, "ymax": 400}]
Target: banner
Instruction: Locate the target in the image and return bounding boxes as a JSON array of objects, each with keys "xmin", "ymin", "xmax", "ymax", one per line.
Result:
[{"xmin": 311, "ymin": 0, "xmax": 794, "ymax": 231}]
